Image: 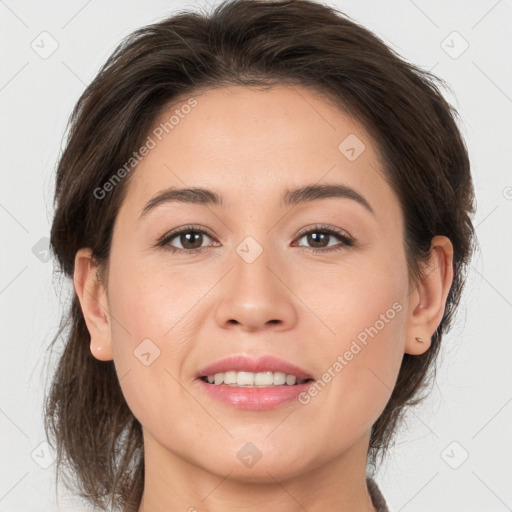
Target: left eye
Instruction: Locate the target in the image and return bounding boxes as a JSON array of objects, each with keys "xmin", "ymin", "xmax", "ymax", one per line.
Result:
[
  {"xmin": 157, "ymin": 224, "xmax": 354, "ymax": 254},
  {"xmin": 294, "ymin": 227, "xmax": 354, "ymax": 252}
]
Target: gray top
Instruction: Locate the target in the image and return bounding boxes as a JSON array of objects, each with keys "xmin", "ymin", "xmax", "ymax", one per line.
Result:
[{"xmin": 367, "ymin": 477, "xmax": 389, "ymax": 512}]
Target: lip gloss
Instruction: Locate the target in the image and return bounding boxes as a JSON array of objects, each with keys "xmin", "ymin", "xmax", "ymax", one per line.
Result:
[{"xmin": 196, "ymin": 379, "xmax": 314, "ymax": 410}]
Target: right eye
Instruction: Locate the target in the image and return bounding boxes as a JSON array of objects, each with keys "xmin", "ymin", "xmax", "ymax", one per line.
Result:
[{"xmin": 157, "ymin": 225, "xmax": 219, "ymax": 254}]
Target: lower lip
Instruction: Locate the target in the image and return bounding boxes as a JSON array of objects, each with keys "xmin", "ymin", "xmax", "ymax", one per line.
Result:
[{"xmin": 196, "ymin": 378, "xmax": 314, "ymax": 410}]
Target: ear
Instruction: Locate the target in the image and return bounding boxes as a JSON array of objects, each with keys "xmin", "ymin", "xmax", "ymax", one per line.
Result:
[
  {"xmin": 405, "ymin": 235, "xmax": 454, "ymax": 355},
  {"xmin": 73, "ymin": 248, "xmax": 113, "ymax": 361}
]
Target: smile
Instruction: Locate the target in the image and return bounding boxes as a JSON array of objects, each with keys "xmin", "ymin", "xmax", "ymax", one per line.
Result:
[{"xmin": 201, "ymin": 370, "xmax": 313, "ymax": 387}]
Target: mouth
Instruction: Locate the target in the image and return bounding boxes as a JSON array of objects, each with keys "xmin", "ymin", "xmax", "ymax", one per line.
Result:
[
  {"xmin": 195, "ymin": 355, "xmax": 315, "ymax": 410},
  {"xmin": 196, "ymin": 354, "xmax": 314, "ymax": 383},
  {"xmin": 196, "ymin": 373, "xmax": 315, "ymax": 410},
  {"xmin": 199, "ymin": 371, "xmax": 315, "ymax": 387}
]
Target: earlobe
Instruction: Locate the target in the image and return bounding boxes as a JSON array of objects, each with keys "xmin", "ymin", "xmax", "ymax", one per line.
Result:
[
  {"xmin": 405, "ymin": 235, "xmax": 454, "ymax": 355},
  {"xmin": 73, "ymin": 248, "xmax": 114, "ymax": 361}
]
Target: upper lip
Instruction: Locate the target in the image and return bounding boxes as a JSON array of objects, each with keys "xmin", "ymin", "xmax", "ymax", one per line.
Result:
[{"xmin": 197, "ymin": 355, "xmax": 314, "ymax": 380}]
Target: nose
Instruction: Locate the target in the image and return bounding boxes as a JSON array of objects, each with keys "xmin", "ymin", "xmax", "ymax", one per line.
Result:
[{"xmin": 214, "ymin": 244, "xmax": 298, "ymax": 332}]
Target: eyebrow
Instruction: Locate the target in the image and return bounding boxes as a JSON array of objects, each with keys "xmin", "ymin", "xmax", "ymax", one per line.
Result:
[{"xmin": 139, "ymin": 183, "xmax": 375, "ymax": 218}]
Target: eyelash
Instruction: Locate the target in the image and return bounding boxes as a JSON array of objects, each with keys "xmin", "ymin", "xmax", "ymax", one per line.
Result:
[{"xmin": 155, "ymin": 223, "xmax": 355, "ymax": 254}]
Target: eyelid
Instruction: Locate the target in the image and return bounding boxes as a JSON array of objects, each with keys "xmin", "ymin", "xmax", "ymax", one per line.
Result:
[
  {"xmin": 294, "ymin": 223, "xmax": 352, "ymax": 241},
  {"xmin": 155, "ymin": 224, "xmax": 215, "ymax": 247}
]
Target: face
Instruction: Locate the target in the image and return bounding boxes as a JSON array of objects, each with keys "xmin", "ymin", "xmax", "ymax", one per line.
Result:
[{"xmin": 92, "ymin": 85, "xmax": 418, "ymax": 481}]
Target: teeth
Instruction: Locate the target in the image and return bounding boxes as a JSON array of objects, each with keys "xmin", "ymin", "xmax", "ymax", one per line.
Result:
[{"xmin": 203, "ymin": 370, "xmax": 309, "ymax": 387}]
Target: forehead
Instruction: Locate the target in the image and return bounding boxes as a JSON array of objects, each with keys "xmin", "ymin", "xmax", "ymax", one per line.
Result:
[{"xmin": 119, "ymin": 84, "xmax": 398, "ymax": 223}]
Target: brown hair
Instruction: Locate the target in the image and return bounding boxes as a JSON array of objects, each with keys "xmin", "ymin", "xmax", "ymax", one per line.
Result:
[{"xmin": 44, "ymin": 0, "xmax": 477, "ymax": 510}]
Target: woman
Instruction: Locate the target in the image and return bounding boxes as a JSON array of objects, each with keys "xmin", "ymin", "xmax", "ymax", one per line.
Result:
[{"xmin": 44, "ymin": 0, "xmax": 477, "ymax": 510}]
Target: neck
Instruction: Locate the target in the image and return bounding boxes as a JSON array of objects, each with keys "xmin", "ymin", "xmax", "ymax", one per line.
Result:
[{"xmin": 137, "ymin": 429, "xmax": 378, "ymax": 512}]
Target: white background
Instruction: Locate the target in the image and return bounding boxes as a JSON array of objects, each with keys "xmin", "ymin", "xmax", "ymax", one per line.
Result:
[{"xmin": 0, "ymin": 0, "xmax": 511, "ymax": 511}]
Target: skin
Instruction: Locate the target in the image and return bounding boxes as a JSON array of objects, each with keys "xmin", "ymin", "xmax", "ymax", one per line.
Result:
[{"xmin": 74, "ymin": 85, "xmax": 454, "ymax": 512}]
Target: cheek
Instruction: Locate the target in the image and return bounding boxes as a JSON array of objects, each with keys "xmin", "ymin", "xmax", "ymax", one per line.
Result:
[
  {"xmin": 304, "ymin": 246, "xmax": 408, "ymax": 346},
  {"xmin": 303, "ymin": 252, "xmax": 408, "ymax": 423},
  {"xmin": 105, "ymin": 274, "xmax": 190, "ymax": 432},
  {"xmin": 105, "ymin": 255, "xmax": 215, "ymax": 424},
  {"xmin": 107, "ymin": 252, "xmax": 209, "ymax": 345}
]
